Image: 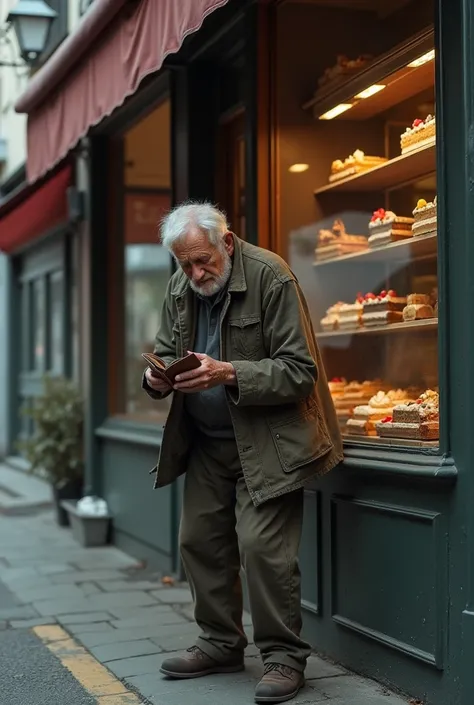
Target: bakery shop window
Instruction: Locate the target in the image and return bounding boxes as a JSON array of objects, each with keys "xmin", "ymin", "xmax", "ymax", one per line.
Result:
[{"xmin": 277, "ymin": 0, "xmax": 439, "ymax": 447}]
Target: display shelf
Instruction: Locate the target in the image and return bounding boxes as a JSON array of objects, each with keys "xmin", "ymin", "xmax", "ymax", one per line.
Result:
[
  {"xmin": 317, "ymin": 318, "xmax": 437, "ymax": 339},
  {"xmin": 314, "ymin": 143, "xmax": 435, "ymax": 194},
  {"xmin": 313, "ymin": 232, "xmax": 437, "ymax": 267},
  {"xmin": 342, "ymin": 435, "xmax": 438, "ymax": 449}
]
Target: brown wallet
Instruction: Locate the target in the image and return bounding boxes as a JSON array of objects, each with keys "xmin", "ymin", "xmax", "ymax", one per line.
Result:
[{"xmin": 142, "ymin": 352, "xmax": 201, "ymax": 384}]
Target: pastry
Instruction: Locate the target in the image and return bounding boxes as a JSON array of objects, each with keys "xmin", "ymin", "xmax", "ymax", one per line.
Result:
[
  {"xmin": 400, "ymin": 115, "xmax": 436, "ymax": 154},
  {"xmin": 321, "ymin": 302, "xmax": 343, "ymax": 331},
  {"xmin": 329, "ymin": 149, "xmax": 387, "ymax": 182},
  {"xmin": 317, "ymin": 54, "xmax": 372, "ymax": 91},
  {"xmin": 338, "ymin": 298, "xmax": 364, "ymax": 330},
  {"xmin": 361, "ymin": 290, "xmax": 407, "ymax": 327},
  {"xmin": 402, "ymin": 293, "xmax": 434, "ymax": 321},
  {"xmin": 368, "ymin": 208, "xmax": 414, "ymax": 247},
  {"xmin": 346, "ymin": 389, "xmax": 415, "ymax": 437},
  {"xmin": 333, "ymin": 379, "xmax": 385, "ymax": 425},
  {"xmin": 316, "ymin": 220, "xmax": 368, "ymax": 260},
  {"xmin": 376, "ymin": 390, "xmax": 439, "ymax": 440},
  {"xmin": 412, "ymin": 197, "xmax": 437, "ymax": 236},
  {"xmin": 328, "ymin": 377, "xmax": 347, "ymax": 399}
]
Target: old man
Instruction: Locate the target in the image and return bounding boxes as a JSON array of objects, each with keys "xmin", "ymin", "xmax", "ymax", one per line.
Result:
[{"xmin": 143, "ymin": 202, "xmax": 342, "ymax": 704}]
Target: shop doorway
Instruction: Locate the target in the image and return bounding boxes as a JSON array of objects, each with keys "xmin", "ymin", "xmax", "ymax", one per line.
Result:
[{"xmin": 216, "ymin": 110, "xmax": 247, "ymax": 239}]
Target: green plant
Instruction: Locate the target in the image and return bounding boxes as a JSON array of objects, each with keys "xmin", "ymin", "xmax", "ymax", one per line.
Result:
[{"xmin": 18, "ymin": 375, "xmax": 84, "ymax": 488}]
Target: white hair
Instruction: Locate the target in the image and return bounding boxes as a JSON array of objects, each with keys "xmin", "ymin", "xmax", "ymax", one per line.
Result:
[{"xmin": 160, "ymin": 201, "xmax": 229, "ymax": 250}]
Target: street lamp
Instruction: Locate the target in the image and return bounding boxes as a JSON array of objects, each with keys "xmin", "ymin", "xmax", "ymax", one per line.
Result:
[{"xmin": 1, "ymin": 0, "xmax": 57, "ymax": 67}]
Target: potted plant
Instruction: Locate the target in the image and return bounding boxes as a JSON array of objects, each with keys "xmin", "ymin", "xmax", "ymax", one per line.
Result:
[{"xmin": 18, "ymin": 375, "xmax": 84, "ymax": 526}]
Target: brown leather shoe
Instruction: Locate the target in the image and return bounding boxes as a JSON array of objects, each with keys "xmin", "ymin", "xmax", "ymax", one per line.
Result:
[
  {"xmin": 254, "ymin": 663, "xmax": 305, "ymax": 703},
  {"xmin": 160, "ymin": 645, "xmax": 245, "ymax": 679}
]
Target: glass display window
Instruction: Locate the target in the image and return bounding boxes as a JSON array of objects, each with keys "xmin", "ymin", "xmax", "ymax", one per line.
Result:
[{"xmin": 277, "ymin": 0, "xmax": 438, "ymax": 448}]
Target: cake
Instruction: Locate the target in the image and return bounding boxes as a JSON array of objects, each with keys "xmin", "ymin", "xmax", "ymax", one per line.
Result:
[
  {"xmin": 328, "ymin": 377, "xmax": 347, "ymax": 400},
  {"xmin": 315, "ymin": 219, "xmax": 368, "ymax": 260},
  {"xmin": 346, "ymin": 389, "xmax": 415, "ymax": 437},
  {"xmin": 361, "ymin": 290, "xmax": 407, "ymax": 327},
  {"xmin": 368, "ymin": 208, "xmax": 414, "ymax": 247},
  {"xmin": 376, "ymin": 390, "xmax": 439, "ymax": 441},
  {"xmin": 321, "ymin": 302, "xmax": 343, "ymax": 331},
  {"xmin": 338, "ymin": 298, "xmax": 364, "ymax": 330},
  {"xmin": 317, "ymin": 54, "xmax": 372, "ymax": 92},
  {"xmin": 400, "ymin": 115, "xmax": 436, "ymax": 154},
  {"xmin": 402, "ymin": 294, "xmax": 435, "ymax": 321},
  {"xmin": 412, "ymin": 197, "xmax": 437, "ymax": 236},
  {"xmin": 333, "ymin": 379, "xmax": 385, "ymax": 427},
  {"xmin": 329, "ymin": 149, "xmax": 387, "ymax": 182}
]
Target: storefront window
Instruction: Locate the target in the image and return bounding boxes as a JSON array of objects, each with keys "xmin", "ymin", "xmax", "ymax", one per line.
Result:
[
  {"xmin": 49, "ymin": 270, "xmax": 64, "ymax": 374},
  {"xmin": 278, "ymin": 0, "xmax": 439, "ymax": 448},
  {"xmin": 116, "ymin": 98, "xmax": 172, "ymax": 422},
  {"xmin": 32, "ymin": 278, "xmax": 46, "ymax": 372}
]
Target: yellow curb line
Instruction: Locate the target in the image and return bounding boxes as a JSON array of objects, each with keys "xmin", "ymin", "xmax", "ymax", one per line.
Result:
[{"xmin": 33, "ymin": 625, "xmax": 143, "ymax": 704}]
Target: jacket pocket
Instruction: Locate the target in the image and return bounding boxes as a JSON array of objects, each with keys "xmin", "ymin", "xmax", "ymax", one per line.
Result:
[
  {"xmin": 229, "ymin": 315, "xmax": 262, "ymax": 359},
  {"xmin": 269, "ymin": 404, "xmax": 333, "ymax": 472}
]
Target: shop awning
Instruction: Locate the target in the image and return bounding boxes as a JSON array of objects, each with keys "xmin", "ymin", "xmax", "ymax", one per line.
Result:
[
  {"xmin": 0, "ymin": 165, "xmax": 71, "ymax": 254},
  {"xmin": 14, "ymin": 0, "xmax": 230, "ymax": 183}
]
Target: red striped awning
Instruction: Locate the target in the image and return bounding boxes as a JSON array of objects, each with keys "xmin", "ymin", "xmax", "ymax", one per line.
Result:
[
  {"xmin": 0, "ymin": 165, "xmax": 71, "ymax": 254},
  {"xmin": 14, "ymin": 0, "xmax": 230, "ymax": 183}
]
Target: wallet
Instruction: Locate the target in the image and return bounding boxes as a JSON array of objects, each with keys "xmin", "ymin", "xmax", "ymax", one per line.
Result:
[{"xmin": 142, "ymin": 352, "xmax": 201, "ymax": 384}]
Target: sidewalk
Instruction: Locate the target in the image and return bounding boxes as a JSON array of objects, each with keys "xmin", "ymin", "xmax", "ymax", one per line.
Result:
[{"xmin": 0, "ymin": 486, "xmax": 410, "ymax": 704}]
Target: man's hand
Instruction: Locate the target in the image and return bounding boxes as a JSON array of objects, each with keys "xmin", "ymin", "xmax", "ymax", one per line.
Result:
[
  {"xmin": 145, "ymin": 367, "xmax": 172, "ymax": 393},
  {"xmin": 173, "ymin": 352, "xmax": 237, "ymax": 393}
]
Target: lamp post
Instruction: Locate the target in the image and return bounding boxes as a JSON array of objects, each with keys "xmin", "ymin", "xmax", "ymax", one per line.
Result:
[{"xmin": 0, "ymin": 0, "xmax": 58, "ymax": 68}]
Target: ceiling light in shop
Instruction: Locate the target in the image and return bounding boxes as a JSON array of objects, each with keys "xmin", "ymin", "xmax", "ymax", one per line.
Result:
[
  {"xmin": 319, "ymin": 103, "xmax": 353, "ymax": 120},
  {"xmin": 408, "ymin": 50, "xmax": 435, "ymax": 68},
  {"xmin": 289, "ymin": 163, "xmax": 309, "ymax": 173},
  {"xmin": 355, "ymin": 84, "xmax": 386, "ymax": 100}
]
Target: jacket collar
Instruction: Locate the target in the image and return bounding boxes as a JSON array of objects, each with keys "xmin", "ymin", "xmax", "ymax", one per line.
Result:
[{"xmin": 171, "ymin": 233, "xmax": 247, "ymax": 298}]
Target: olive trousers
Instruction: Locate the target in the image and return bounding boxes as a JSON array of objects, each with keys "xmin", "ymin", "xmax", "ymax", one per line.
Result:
[{"xmin": 179, "ymin": 432, "xmax": 311, "ymax": 672}]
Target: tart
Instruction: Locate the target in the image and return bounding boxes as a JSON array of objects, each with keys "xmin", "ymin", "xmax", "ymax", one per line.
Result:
[
  {"xmin": 412, "ymin": 197, "xmax": 437, "ymax": 237},
  {"xmin": 368, "ymin": 208, "xmax": 414, "ymax": 247},
  {"xmin": 329, "ymin": 149, "xmax": 387, "ymax": 182},
  {"xmin": 400, "ymin": 115, "xmax": 436, "ymax": 154}
]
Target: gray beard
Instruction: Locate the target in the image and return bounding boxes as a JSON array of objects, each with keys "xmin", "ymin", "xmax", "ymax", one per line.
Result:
[{"xmin": 189, "ymin": 251, "xmax": 232, "ymax": 297}]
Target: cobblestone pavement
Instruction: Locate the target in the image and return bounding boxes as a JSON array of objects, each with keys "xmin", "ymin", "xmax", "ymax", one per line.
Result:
[{"xmin": 0, "ymin": 509, "xmax": 410, "ymax": 705}]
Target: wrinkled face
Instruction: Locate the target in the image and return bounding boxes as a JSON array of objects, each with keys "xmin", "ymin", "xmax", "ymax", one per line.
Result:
[{"xmin": 172, "ymin": 229, "xmax": 234, "ymax": 297}]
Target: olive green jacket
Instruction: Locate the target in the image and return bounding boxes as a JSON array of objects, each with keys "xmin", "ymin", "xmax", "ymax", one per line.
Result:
[{"xmin": 144, "ymin": 236, "xmax": 343, "ymax": 506}]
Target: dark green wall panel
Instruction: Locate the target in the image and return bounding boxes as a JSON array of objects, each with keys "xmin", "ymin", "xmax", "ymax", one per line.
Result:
[{"xmin": 300, "ymin": 490, "xmax": 321, "ymax": 616}]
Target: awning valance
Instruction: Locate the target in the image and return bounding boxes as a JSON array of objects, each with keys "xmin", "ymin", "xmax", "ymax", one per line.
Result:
[
  {"xmin": 0, "ymin": 165, "xmax": 71, "ymax": 254},
  {"xmin": 15, "ymin": 0, "xmax": 230, "ymax": 183}
]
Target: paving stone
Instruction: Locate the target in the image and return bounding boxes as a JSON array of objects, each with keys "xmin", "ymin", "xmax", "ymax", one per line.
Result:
[
  {"xmin": 33, "ymin": 599, "xmax": 97, "ymax": 616},
  {"xmin": 15, "ymin": 584, "xmax": 84, "ymax": 603},
  {"xmin": 78, "ymin": 624, "xmax": 199, "ymax": 649},
  {"xmin": 97, "ymin": 580, "xmax": 162, "ymax": 592},
  {"xmin": 107, "ymin": 604, "xmax": 173, "ymax": 620},
  {"xmin": 305, "ymin": 655, "xmax": 347, "ymax": 680},
  {"xmin": 0, "ymin": 566, "xmax": 39, "ymax": 581},
  {"xmin": 78, "ymin": 582, "xmax": 103, "ymax": 596},
  {"xmin": 87, "ymin": 591, "xmax": 157, "ymax": 610},
  {"xmin": 0, "ymin": 576, "xmax": 52, "ymax": 591},
  {"xmin": 8, "ymin": 617, "xmax": 55, "ymax": 629},
  {"xmin": 57, "ymin": 611, "xmax": 113, "ymax": 624},
  {"xmin": 51, "ymin": 570, "xmax": 126, "ymax": 584},
  {"xmin": 37, "ymin": 563, "xmax": 72, "ymax": 575},
  {"xmin": 34, "ymin": 590, "xmax": 156, "ymax": 616},
  {"xmin": 0, "ymin": 605, "xmax": 39, "ymax": 620},
  {"xmin": 110, "ymin": 611, "xmax": 188, "ymax": 630},
  {"xmin": 316, "ymin": 675, "xmax": 409, "ymax": 704},
  {"xmin": 151, "ymin": 588, "xmax": 193, "ymax": 604},
  {"xmin": 72, "ymin": 554, "xmax": 141, "ymax": 571},
  {"xmin": 90, "ymin": 638, "xmax": 162, "ymax": 663},
  {"xmin": 66, "ymin": 622, "xmax": 115, "ymax": 635}
]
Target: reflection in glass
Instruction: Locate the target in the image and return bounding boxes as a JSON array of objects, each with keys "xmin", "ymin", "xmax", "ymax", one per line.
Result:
[
  {"xmin": 49, "ymin": 271, "xmax": 64, "ymax": 374},
  {"xmin": 32, "ymin": 279, "xmax": 45, "ymax": 372}
]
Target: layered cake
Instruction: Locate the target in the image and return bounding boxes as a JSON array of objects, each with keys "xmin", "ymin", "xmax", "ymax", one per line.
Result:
[
  {"xmin": 321, "ymin": 302, "xmax": 343, "ymax": 331},
  {"xmin": 376, "ymin": 390, "xmax": 439, "ymax": 441},
  {"xmin": 400, "ymin": 115, "xmax": 436, "ymax": 154},
  {"xmin": 316, "ymin": 219, "xmax": 368, "ymax": 261},
  {"xmin": 412, "ymin": 197, "xmax": 437, "ymax": 237},
  {"xmin": 368, "ymin": 208, "xmax": 414, "ymax": 247},
  {"xmin": 338, "ymin": 298, "xmax": 364, "ymax": 330},
  {"xmin": 317, "ymin": 54, "xmax": 372, "ymax": 92},
  {"xmin": 361, "ymin": 290, "xmax": 407, "ymax": 327},
  {"xmin": 346, "ymin": 389, "xmax": 414, "ymax": 437},
  {"xmin": 328, "ymin": 377, "xmax": 347, "ymax": 401},
  {"xmin": 402, "ymin": 293, "xmax": 435, "ymax": 321},
  {"xmin": 329, "ymin": 149, "xmax": 387, "ymax": 182},
  {"xmin": 333, "ymin": 379, "xmax": 385, "ymax": 427}
]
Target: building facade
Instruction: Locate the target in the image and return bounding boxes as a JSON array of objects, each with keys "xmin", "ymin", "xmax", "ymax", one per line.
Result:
[{"xmin": 0, "ymin": 1, "xmax": 472, "ymax": 704}]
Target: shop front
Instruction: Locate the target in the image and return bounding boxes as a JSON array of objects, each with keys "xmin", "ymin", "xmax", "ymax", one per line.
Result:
[{"xmin": 9, "ymin": 0, "xmax": 474, "ymax": 702}]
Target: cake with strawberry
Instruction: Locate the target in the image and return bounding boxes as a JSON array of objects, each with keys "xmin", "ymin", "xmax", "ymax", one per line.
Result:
[
  {"xmin": 361, "ymin": 290, "xmax": 407, "ymax": 327},
  {"xmin": 376, "ymin": 390, "xmax": 439, "ymax": 441},
  {"xmin": 368, "ymin": 208, "xmax": 414, "ymax": 247},
  {"xmin": 346, "ymin": 389, "xmax": 415, "ymax": 437},
  {"xmin": 329, "ymin": 149, "xmax": 387, "ymax": 182},
  {"xmin": 412, "ymin": 197, "xmax": 437, "ymax": 237},
  {"xmin": 315, "ymin": 219, "xmax": 368, "ymax": 261},
  {"xmin": 400, "ymin": 115, "xmax": 436, "ymax": 154},
  {"xmin": 402, "ymin": 293, "xmax": 435, "ymax": 321}
]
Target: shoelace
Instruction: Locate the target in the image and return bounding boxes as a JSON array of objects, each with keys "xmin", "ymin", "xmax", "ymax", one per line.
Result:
[
  {"xmin": 263, "ymin": 663, "xmax": 294, "ymax": 679},
  {"xmin": 186, "ymin": 646, "xmax": 206, "ymax": 660}
]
